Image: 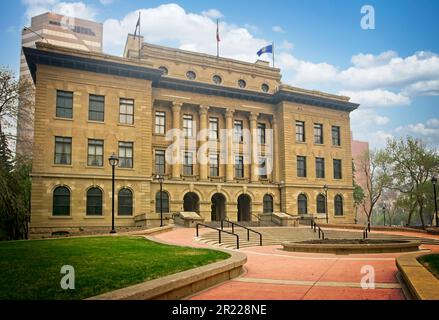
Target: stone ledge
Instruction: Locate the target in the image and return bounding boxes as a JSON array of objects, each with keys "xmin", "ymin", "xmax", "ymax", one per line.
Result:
[
  {"xmin": 396, "ymin": 251, "xmax": 439, "ymax": 300},
  {"xmin": 282, "ymin": 241, "xmax": 421, "ymax": 255},
  {"xmin": 87, "ymin": 245, "xmax": 246, "ymax": 300}
]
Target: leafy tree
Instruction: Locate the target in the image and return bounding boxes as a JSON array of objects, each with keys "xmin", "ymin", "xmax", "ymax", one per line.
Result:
[
  {"xmin": 358, "ymin": 149, "xmax": 391, "ymax": 226},
  {"xmin": 385, "ymin": 137, "xmax": 439, "ymax": 228},
  {"xmin": 0, "ymin": 67, "xmax": 33, "ymax": 240}
]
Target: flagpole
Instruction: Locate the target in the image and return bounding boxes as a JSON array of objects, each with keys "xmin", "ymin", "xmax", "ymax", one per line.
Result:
[
  {"xmin": 272, "ymin": 41, "xmax": 275, "ymax": 68},
  {"xmin": 216, "ymin": 19, "xmax": 219, "ymax": 58},
  {"xmin": 138, "ymin": 12, "xmax": 141, "ymax": 60}
]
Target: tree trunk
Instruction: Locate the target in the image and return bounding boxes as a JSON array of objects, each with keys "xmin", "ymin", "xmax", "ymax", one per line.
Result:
[{"xmin": 418, "ymin": 201, "xmax": 425, "ymax": 228}]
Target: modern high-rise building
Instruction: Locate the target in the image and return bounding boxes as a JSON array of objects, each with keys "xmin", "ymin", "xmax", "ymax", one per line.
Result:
[
  {"xmin": 16, "ymin": 12, "xmax": 103, "ymax": 156},
  {"xmin": 23, "ymin": 34, "xmax": 359, "ymax": 238}
]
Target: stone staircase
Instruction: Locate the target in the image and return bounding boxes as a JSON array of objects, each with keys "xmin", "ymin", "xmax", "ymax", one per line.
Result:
[
  {"xmin": 196, "ymin": 226, "xmax": 439, "ymax": 249},
  {"xmin": 197, "ymin": 226, "xmax": 321, "ymax": 249}
]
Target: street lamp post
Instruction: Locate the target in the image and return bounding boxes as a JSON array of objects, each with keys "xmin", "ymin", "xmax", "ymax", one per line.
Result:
[
  {"xmin": 108, "ymin": 153, "xmax": 119, "ymax": 234},
  {"xmin": 382, "ymin": 203, "xmax": 386, "ymax": 227},
  {"xmin": 154, "ymin": 174, "xmax": 165, "ymax": 227},
  {"xmin": 323, "ymin": 185, "xmax": 329, "ymax": 224},
  {"xmin": 432, "ymin": 176, "xmax": 438, "ymax": 228}
]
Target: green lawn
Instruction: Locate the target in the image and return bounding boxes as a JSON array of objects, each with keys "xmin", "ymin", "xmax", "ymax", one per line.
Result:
[
  {"xmin": 418, "ymin": 254, "xmax": 439, "ymax": 280},
  {"xmin": 0, "ymin": 236, "xmax": 230, "ymax": 300}
]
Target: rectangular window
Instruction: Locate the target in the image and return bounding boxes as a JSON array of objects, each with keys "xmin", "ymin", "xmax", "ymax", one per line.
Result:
[
  {"xmin": 259, "ymin": 157, "xmax": 268, "ymax": 179},
  {"xmin": 234, "ymin": 120, "xmax": 243, "ymax": 142},
  {"xmin": 88, "ymin": 94, "xmax": 105, "ymax": 122},
  {"xmin": 209, "ymin": 117, "xmax": 219, "ymax": 140},
  {"xmin": 258, "ymin": 123, "xmax": 266, "ymax": 144},
  {"xmin": 87, "ymin": 139, "xmax": 104, "ymax": 167},
  {"xmin": 54, "ymin": 136, "xmax": 72, "ymax": 165},
  {"xmin": 235, "ymin": 155, "xmax": 244, "ymax": 178},
  {"xmin": 209, "ymin": 153, "xmax": 219, "ymax": 177},
  {"xmin": 297, "ymin": 156, "xmax": 307, "ymax": 178},
  {"xmin": 155, "ymin": 111, "xmax": 166, "ymax": 135},
  {"xmin": 314, "ymin": 123, "xmax": 323, "ymax": 144},
  {"xmin": 119, "ymin": 98, "xmax": 134, "ymax": 124},
  {"xmin": 155, "ymin": 150, "xmax": 166, "ymax": 175},
  {"xmin": 183, "ymin": 152, "xmax": 193, "ymax": 176},
  {"xmin": 183, "ymin": 114, "xmax": 194, "ymax": 137},
  {"xmin": 119, "ymin": 142, "xmax": 133, "ymax": 168},
  {"xmin": 333, "ymin": 159, "xmax": 342, "ymax": 179},
  {"xmin": 316, "ymin": 157, "xmax": 325, "ymax": 178},
  {"xmin": 296, "ymin": 121, "xmax": 305, "ymax": 142},
  {"xmin": 332, "ymin": 126, "xmax": 341, "ymax": 146},
  {"xmin": 56, "ymin": 90, "xmax": 73, "ymax": 119}
]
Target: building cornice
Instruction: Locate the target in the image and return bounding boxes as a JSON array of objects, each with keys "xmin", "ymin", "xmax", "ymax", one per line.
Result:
[{"xmin": 23, "ymin": 45, "xmax": 359, "ymax": 113}]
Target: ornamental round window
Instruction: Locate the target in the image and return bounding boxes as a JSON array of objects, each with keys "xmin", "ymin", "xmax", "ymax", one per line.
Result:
[
  {"xmin": 261, "ymin": 83, "xmax": 269, "ymax": 93},
  {"xmin": 213, "ymin": 75, "xmax": 222, "ymax": 85},
  {"xmin": 186, "ymin": 71, "xmax": 196, "ymax": 80}
]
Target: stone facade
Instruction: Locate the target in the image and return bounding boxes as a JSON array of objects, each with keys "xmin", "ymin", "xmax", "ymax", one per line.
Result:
[{"xmin": 25, "ymin": 37, "xmax": 359, "ymax": 237}]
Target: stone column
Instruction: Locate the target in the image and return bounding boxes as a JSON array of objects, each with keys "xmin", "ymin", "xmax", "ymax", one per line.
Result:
[
  {"xmin": 250, "ymin": 112, "xmax": 259, "ymax": 183},
  {"xmin": 199, "ymin": 105, "xmax": 209, "ymax": 181},
  {"xmin": 171, "ymin": 102, "xmax": 182, "ymax": 180},
  {"xmin": 272, "ymin": 116, "xmax": 279, "ymax": 183},
  {"xmin": 225, "ymin": 109, "xmax": 235, "ymax": 182}
]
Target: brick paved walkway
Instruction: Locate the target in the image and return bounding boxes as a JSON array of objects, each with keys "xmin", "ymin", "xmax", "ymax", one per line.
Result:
[{"xmin": 150, "ymin": 227, "xmax": 439, "ymax": 300}]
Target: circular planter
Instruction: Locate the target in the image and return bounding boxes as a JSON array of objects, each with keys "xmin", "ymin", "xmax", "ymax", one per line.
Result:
[{"xmin": 282, "ymin": 240, "xmax": 421, "ymax": 255}]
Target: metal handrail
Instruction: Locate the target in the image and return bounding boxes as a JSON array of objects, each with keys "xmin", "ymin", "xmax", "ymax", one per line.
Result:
[
  {"xmin": 196, "ymin": 223, "xmax": 240, "ymax": 249},
  {"xmin": 250, "ymin": 213, "xmax": 262, "ymax": 226},
  {"xmin": 310, "ymin": 219, "xmax": 326, "ymax": 240},
  {"xmin": 221, "ymin": 220, "xmax": 263, "ymax": 246},
  {"xmin": 363, "ymin": 222, "xmax": 371, "ymax": 239}
]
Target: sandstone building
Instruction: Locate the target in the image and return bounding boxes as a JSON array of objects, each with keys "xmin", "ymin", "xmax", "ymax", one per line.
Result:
[
  {"xmin": 17, "ymin": 12, "xmax": 103, "ymax": 156},
  {"xmin": 24, "ymin": 34, "xmax": 359, "ymax": 236}
]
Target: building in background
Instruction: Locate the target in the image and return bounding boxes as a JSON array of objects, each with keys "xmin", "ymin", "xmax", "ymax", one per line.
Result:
[
  {"xmin": 352, "ymin": 139, "xmax": 370, "ymax": 224},
  {"xmin": 16, "ymin": 12, "xmax": 103, "ymax": 156}
]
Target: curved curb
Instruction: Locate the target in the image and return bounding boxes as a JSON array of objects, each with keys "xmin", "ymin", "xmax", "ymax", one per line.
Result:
[
  {"xmin": 87, "ymin": 242, "xmax": 246, "ymax": 300},
  {"xmin": 282, "ymin": 241, "xmax": 421, "ymax": 254},
  {"xmin": 396, "ymin": 251, "xmax": 439, "ymax": 300}
]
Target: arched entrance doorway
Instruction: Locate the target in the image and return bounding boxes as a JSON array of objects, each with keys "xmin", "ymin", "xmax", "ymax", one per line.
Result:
[
  {"xmin": 183, "ymin": 192, "xmax": 200, "ymax": 213},
  {"xmin": 237, "ymin": 194, "xmax": 252, "ymax": 222},
  {"xmin": 211, "ymin": 193, "xmax": 226, "ymax": 221}
]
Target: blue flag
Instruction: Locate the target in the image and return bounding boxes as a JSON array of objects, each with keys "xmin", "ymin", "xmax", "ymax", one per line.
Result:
[{"xmin": 257, "ymin": 44, "xmax": 273, "ymax": 57}]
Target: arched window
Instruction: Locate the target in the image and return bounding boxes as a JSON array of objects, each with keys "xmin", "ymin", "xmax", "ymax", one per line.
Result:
[
  {"xmin": 155, "ymin": 191, "xmax": 169, "ymax": 213},
  {"xmin": 87, "ymin": 187, "xmax": 102, "ymax": 216},
  {"xmin": 334, "ymin": 195, "xmax": 344, "ymax": 216},
  {"xmin": 317, "ymin": 194, "xmax": 326, "ymax": 214},
  {"xmin": 53, "ymin": 186, "xmax": 70, "ymax": 216},
  {"xmin": 263, "ymin": 194, "xmax": 274, "ymax": 213},
  {"xmin": 118, "ymin": 188, "xmax": 133, "ymax": 216},
  {"xmin": 298, "ymin": 194, "xmax": 308, "ymax": 215}
]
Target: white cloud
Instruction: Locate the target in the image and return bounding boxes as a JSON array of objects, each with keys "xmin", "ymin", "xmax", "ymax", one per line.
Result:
[
  {"xmin": 278, "ymin": 40, "xmax": 293, "ymax": 50},
  {"xmin": 103, "ymin": 4, "xmax": 266, "ymax": 61},
  {"xmin": 339, "ymin": 89, "xmax": 411, "ymax": 108},
  {"xmin": 22, "ymin": 0, "xmax": 97, "ymax": 23},
  {"xmin": 338, "ymin": 51, "xmax": 439, "ymax": 90},
  {"xmin": 350, "ymin": 51, "xmax": 398, "ymax": 69},
  {"xmin": 402, "ymin": 80, "xmax": 439, "ymax": 97},
  {"xmin": 201, "ymin": 8, "xmax": 223, "ymax": 19},
  {"xmin": 395, "ymin": 119, "xmax": 439, "ymax": 146},
  {"xmin": 272, "ymin": 26, "xmax": 285, "ymax": 33}
]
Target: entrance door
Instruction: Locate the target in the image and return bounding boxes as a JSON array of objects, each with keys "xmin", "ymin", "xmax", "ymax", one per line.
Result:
[
  {"xmin": 211, "ymin": 193, "xmax": 226, "ymax": 221},
  {"xmin": 237, "ymin": 194, "xmax": 251, "ymax": 222},
  {"xmin": 183, "ymin": 192, "xmax": 200, "ymax": 213}
]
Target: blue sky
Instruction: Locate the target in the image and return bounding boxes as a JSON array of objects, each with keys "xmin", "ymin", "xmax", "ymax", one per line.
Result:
[{"xmin": 1, "ymin": 0, "xmax": 439, "ymax": 148}]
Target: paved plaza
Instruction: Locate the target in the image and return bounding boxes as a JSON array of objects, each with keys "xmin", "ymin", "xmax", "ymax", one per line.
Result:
[{"xmin": 150, "ymin": 227, "xmax": 439, "ymax": 300}]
